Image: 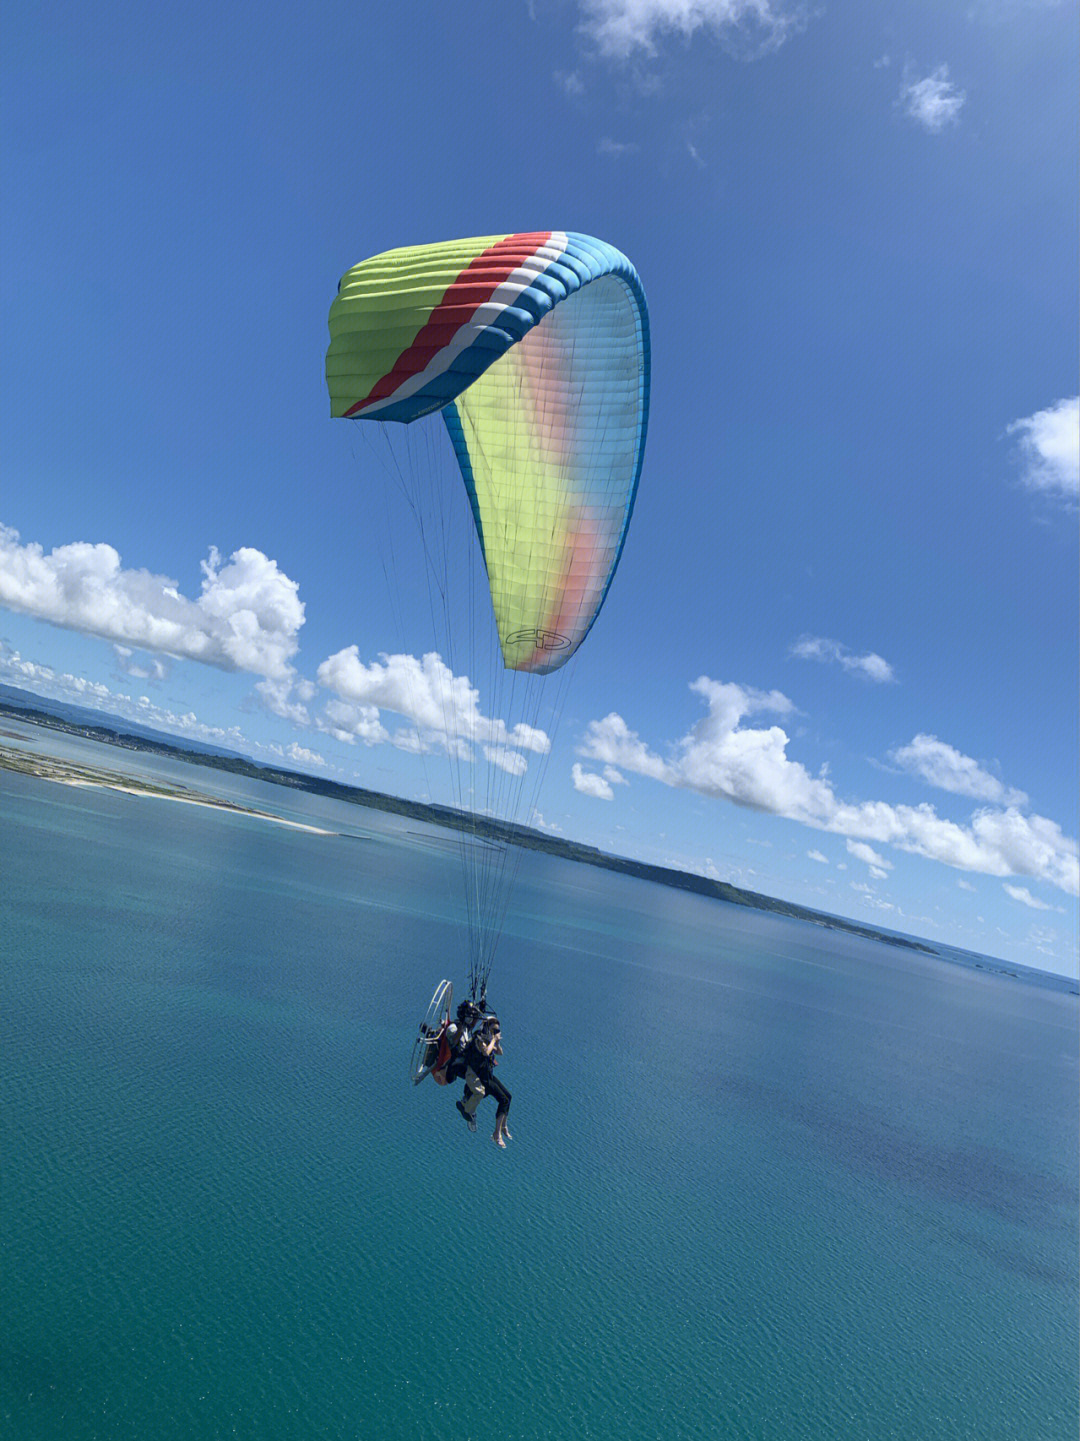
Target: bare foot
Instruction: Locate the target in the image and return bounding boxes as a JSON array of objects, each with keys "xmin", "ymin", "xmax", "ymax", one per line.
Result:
[
  {"xmin": 492, "ymin": 1132, "xmax": 506, "ymax": 1148},
  {"xmin": 502, "ymin": 1127, "xmax": 513, "ymax": 1142}
]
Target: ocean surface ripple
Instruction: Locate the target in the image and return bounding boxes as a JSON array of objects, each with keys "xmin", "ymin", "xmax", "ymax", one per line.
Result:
[{"xmin": 2, "ymin": 748, "xmax": 1077, "ymax": 1441}]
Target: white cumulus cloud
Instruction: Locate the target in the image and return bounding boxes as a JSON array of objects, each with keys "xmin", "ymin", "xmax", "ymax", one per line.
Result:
[
  {"xmin": 257, "ymin": 674, "xmax": 317, "ymax": 727},
  {"xmin": 807, "ymin": 849, "xmax": 829, "ymax": 864},
  {"xmin": 316, "ymin": 648, "xmax": 551, "ymax": 771},
  {"xmin": 578, "ymin": 710, "xmax": 674, "ymax": 783},
  {"xmin": 0, "ymin": 527, "xmax": 303, "ymax": 681},
  {"xmin": 1007, "ymin": 397, "xmax": 1079, "ymax": 502},
  {"xmin": 572, "ymin": 762, "xmax": 616, "ymax": 799},
  {"xmin": 830, "ymin": 799, "xmax": 1078, "ymax": 896},
  {"xmin": 484, "ymin": 744, "xmax": 529, "ymax": 777},
  {"xmin": 890, "ymin": 734, "xmax": 1027, "ymax": 807},
  {"xmin": 900, "ymin": 65, "xmax": 966, "ymax": 132},
  {"xmin": 579, "ymin": 676, "xmax": 1079, "ymax": 895},
  {"xmin": 320, "ymin": 698, "xmax": 390, "ymax": 747},
  {"xmin": 847, "ymin": 839, "xmax": 892, "ymax": 870},
  {"xmin": 791, "ymin": 635, "xmax": 895, "ymax": 682},
  {"xmin": 285, "ymin": 742, "xmax": 327, "ymax": 769}
]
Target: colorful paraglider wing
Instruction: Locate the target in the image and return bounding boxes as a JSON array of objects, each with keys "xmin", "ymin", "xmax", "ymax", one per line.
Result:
[{"xmin": 326, "ymin": 232, "xmax": 649, "ymax": 673}]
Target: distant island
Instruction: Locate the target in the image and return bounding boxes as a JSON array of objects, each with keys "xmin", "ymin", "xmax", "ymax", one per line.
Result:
[{"xmin": 3, "ymin": 687, "xmax": 1074, "ymax": 993}]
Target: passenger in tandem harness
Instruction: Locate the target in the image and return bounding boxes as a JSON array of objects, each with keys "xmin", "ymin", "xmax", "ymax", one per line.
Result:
[{"xmin": 456, "ymin": 1011, "xmax": 512, "ymax": 1148}]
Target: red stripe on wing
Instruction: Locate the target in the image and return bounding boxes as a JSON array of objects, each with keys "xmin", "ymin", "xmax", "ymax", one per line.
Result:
[{"xmin": 343, "ymin": 232, "xmax": 553, "ymax": 418}]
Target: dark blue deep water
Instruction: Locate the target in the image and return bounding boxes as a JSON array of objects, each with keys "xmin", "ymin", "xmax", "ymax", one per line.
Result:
[{"xmin": 2, "ymin": 731, "xmax": 1077, "ymax": 1440}]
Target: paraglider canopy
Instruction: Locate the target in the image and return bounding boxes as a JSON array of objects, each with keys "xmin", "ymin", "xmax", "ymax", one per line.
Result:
[{"xmin": 326, "ymin": 231, "xmax": 650, "ymax": 674}]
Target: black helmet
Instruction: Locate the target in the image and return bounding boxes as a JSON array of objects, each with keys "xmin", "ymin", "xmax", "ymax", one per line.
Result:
[{"xmin": 457, "ymin": 999, "xmax": 480, "ymax": 1024}]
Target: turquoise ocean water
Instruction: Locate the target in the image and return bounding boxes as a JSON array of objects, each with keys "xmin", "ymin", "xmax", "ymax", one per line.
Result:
[{"xmin": 2, "ymin": 728, "xmax": 1077, "ymax": 1441}]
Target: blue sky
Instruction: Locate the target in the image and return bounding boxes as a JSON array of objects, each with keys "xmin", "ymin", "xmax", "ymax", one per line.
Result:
[{"xmin": 3, "ymin": 0, "xmax": 1077, "ymax": 975}]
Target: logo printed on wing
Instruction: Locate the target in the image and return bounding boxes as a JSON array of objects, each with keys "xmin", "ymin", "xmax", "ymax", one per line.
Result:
[{"xmin": 506, "ymin": 629, "xmax": 573, "ymax": 652}]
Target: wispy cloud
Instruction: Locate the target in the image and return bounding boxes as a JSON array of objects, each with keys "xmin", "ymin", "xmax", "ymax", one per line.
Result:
[
  {"xmin": 553, "ymin": 69, "xmax": 586, "ymax": 96},
  {"xmin": 900, "ymin": 65, "xmax": 966, "ymax": 132},
  {"xmin": 579, "ymin": 677, "xmax": 1079, "ymax": 894},
  {"xmin": 0, "ymin": 644, "xmax": 267, "ymax": 757},
  {"xmin": 966, "ymin": 0, "xmax": 1068, "ymax": 21},
  {"xmin": 578, "ymin": 0, "xmax": 804, "ymax": 61},
  {"xmin": 807, "ymin": 848, "xmax": 828, "ymax": 864},
  {"xmin": 890, "ymin": 734, "xmax": 1028, "ymax": 807},
  {"xmin": 597, "ymin": 136, "xmax": 639, "ymax": 157},
  {"xmin": 113, "ymin": 645, "xmax": 169, "ymax": 682},
  {"xmin": 791, "ymin": 635, "xmax": 895, "ymax": 682},
  {"xmin": 1003, "ymin": 882, "xmax": 1058, "ymax": 911},
  {"xmin": 1025, "ymin": 924, "xmax": 1058, "ymax": 958},
  {"xmin": 1007, "ymin": 396, "xmax": 1079, "ymax": 503},
  {"xmin": 850, "ymin": 881, "xmax": 895, "ymax": 911},
  {"xmin": 0, "ymin": 526, "xmax": 303, "ymax": 681}
]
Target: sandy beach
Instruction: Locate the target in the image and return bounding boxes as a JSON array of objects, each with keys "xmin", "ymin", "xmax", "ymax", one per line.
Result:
[{"xmin": 0, "ymin": 744, "xmax": 336, "ymax": 836}]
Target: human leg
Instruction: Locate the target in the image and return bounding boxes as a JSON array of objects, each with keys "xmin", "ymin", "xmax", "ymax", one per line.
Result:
[
  {"xmin": 457, "ymin": 1066, "xmax": 485, "ymax": 1132},
  {"xmin": 486, "ymin": 1075, "xmax": 511, "ymax": 1145}
]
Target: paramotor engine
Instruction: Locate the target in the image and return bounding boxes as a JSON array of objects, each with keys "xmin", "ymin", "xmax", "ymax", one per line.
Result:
[{"xmin": 410, "ymin": 979, "xmax": 453, "ymax": 1086}]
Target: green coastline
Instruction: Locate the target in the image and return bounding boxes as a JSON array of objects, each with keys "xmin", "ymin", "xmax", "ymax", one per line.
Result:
[{"xmin": 1, "ymin": 694, "xmax": 1063, "ymax": 986}]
